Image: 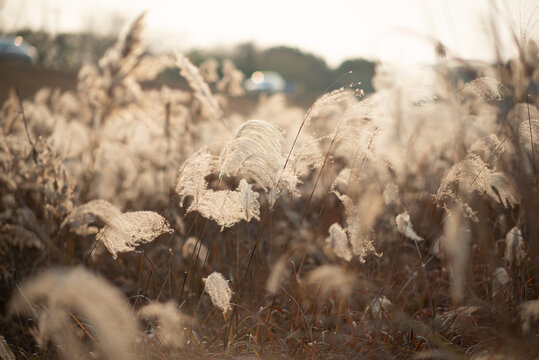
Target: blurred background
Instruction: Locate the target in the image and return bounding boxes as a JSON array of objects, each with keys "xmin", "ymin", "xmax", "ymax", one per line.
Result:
[{"xmin": 0, "ymin": 0, "xmax": 536, "ymax": 102}]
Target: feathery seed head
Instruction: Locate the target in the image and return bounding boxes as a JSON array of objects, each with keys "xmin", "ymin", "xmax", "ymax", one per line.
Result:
[{"xmin": 203, "ymin": 272, "xmax": 233, "ymax": 314}]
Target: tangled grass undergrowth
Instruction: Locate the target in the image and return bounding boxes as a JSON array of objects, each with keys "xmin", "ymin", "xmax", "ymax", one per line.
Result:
[{"xmin": 1, "ymin": 12, "xmax": 539, "ymax": 360}]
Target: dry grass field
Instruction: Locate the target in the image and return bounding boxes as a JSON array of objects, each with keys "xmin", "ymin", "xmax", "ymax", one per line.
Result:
[{"xmin": 0, "ymin": 13, "xmax": 538, "ymax": 360}]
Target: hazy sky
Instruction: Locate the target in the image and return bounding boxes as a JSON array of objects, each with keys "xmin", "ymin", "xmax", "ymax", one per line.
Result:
[{"xmin": 1, "ymin": 0, "xmax": 537, "ymax": 66}]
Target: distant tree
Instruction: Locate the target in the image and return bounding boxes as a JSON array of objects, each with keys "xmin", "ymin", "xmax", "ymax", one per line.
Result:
[
  {"xmin": 232, "ymin": 42, "xmax": 259, "ymax": 78},
  {"xmin": 11, "ymin": 29, "xmax": 115, "ymax": 71},
  {"xmin": 258, "ymin": 46, "xmax": 334, "ymax": 94},
  {"xmin": 186, "ymin": 49, "xmax": 225, "ymax": 66},
  {"xmin": 14, "ymin": 29, "xmax": 55, "ymax": 63},
  {"xmin": 334, "ymin": 58, "xmax": 376, "ymax": 94}
]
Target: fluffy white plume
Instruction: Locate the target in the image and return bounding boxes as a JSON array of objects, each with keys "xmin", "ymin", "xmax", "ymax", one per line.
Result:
[
  {"xmin": 520, "ymin": 299, "xmax": 539, "ymax": 334},
  {"xmin": 175, "ymin": 120, "xmax": 301, "ymax": 227},
  {"xmin": 330, "ymin": 169, "xmax": 382, "ymax": 262},
  {"xmin": 9, "ymin": 267, "xmax": 138, "ymax": 360},
  {"xmin": 396, "ymin": 212, "xmax": 423, "ymax": 242},
  {"xmin": 382, "ymin": 183, "xmax": 399, "ymax": 205},
  {"xmin": 266, "ymin": 256, "xmax": 289, "ymax": 295},
  {"xmin": 219, "ymin": 120, "xmax": 299, "ymax": 206},
  {"xmin": 139, "ymin": 300, "xmax": 191, "ymax": 349},
  {"xmin": 492, "ymin": 267, "xmax": 510, "ymax": 297},
  {"xmin": 175, "ymin": 148, "xmax": 219, "ymax": 207},
  {"xmin": 61, "ymin": 200, "xmax": 172, "ymax": 258},
  {"xmin": 0, "ymin": 336, "xmax": 15, "ymax": 360},
  {"xmin": 469, "ymin": 134, "xmax": 504, "ymax": 161},
  {"xmin": 175, "ymin": 146, "xmax": 261, "ymax": 228},
  {"xmin": 60, "ymin": 199, "xmax": 122, "ymax": 235},
  {"xmin": 181, "ymin": 237, "xmax": 208, "ymax": 268},
  {"xmin": 176, "ymin": 53, "xmax": 223, "ymax": 121},
  {"xmin": 367, "ymin": 295, "xmax": 393, "ymax": 320},
  {"xmin": 504, "ymin": 226, "xmax": 526, "ymax": 267},
  {"xmin": 305, "ymin": 265, "xmax": 355, "ymax": 299},
  {"xmin": 325, "ymin": 223, "xmax": 353, "ymax": 261},
  {"xmin": 461, "ymin": 77, "xmax": 505, "ymax": 101},
  {"xmin": 304, "ymin": 87, "xmax": 357, "ymax": 125},
  {"xmin": 98, "ymin": 211, "xmax": 172, "ymax": 259},
  {"xmin": 517, "ymin": 118, "xmax": 539, "ymax": 176},
  {"xmin": 444, "ymin": 207, "xmax": 470, "ymax": 304},
  {"xmin": 188, "ymin": 179, "xmax": 260, "ymax": 229},
  {"xmin": 203, "ymin": 272, "xmax": 233, "ymax": 314},
  {"xmin": 437, "ymin": 153, "xmax": 518, "ymax": 210}
]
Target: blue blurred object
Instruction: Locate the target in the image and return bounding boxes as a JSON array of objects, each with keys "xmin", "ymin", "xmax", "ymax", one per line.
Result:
[
  {"xmin": 244, "ymin": 71, "xmax": 287, "ymax": 93},
  {"xmin": 0, "ymin": 36, "xmax": 38, "ymax": 63}
]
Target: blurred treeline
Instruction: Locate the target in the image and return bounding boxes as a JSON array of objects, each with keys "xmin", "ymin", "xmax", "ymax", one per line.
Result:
[
  {"xmin": 187, "ymin": 43, "xmax": 376, "ymax": 95},
  {"xmin": 4, "ymin": 29, "xmax": 116, "ymax": 71},
  {"xmin": 2, "ymin": 29, "xmax": 376, "ymax": 95}
]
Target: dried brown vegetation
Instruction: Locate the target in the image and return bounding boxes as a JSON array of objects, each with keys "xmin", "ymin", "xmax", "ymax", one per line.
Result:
[{"xmin": 1, "ymin": 12, "xmax": 539, "ymax": 360}]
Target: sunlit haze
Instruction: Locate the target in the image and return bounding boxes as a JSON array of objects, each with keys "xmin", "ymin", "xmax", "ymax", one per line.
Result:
[{"xmin": 1, "ymin": 0, "xmax": 537, "ymax": 65}]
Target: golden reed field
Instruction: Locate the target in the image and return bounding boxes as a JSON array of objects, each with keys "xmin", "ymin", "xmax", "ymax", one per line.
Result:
[{"xmin": 0, "ymin": 12, "xmax": 538, "ymax": 360}]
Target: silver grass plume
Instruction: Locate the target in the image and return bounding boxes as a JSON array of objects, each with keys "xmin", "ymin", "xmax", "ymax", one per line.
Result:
[
  {"xmin": 305, "ymin": 265, "xmax": 355, "ymax": 299},
  {"xmin": 383, "ymin": 183, "xmax": 399, "ymax": 205},
  {"xmin": 444, "ymin": 207, "xmax": 470, "ymax": 304},
  {"xmin": 366, "ymin": 295, "xmax": 393, "ymax": 320},
  {"xmin": 437, "ymin": 154, "xmax": 518, "ymax": 208},
  {"xmin": 517, "ymin": 118, "xmax": 539, "ymax": 150},
  {"xmin": 175, "ymin": 148, "xmax": 219, "ymax": 207},
  {"xmin": 188, "ymin": 179, "xmax": 260, "ymax": 229},
  {"xmin": 460, "ymin": 77, "xmax": 505, "ymax": 101},
  {"xmin": 395, "ymin": 211, "xmax": 423, "ymax": 242},
  {"xmin": 492, "ymin": 267, "xmax": 510, "ymax": 297},
  {"xmin": 175, "ymin": 147, "xmax": 261, "ymax": 228},
  {"xmin": 346, "ymin": 214, "xmax": 380, "ymax": 263},
  {"xmin": 517, "ymin": 118, "xmax": 539, "ymax": 175},
  {"xmin": 504, "ymin": 226, "xmax": 526, "ymax": 267},
  {"xmin": 520, "ymin": 299, "xmax": 539, "ymax": 333},
  {"xmin": 332, "ymin": 102, "xmax": 378, "ymax": 165},
  {"xmin": 176, "ymin": 53, "xmax": 224, "ymax": 123},
  {"xmin": 436, "ymin": 134, "xmax": 519, "ymax": 214},
  {"xmin": 97, "ymin": 211, "xmax": 173, "ymax": 259},
  {"xmin": 203, "ymin": 272, "xmax": 232, "ymax": 314},
  {"xmin": 289, "ymin": 135, "xmax": 328, "ymax": 177},
  {"xmin": 130, "ymin": 55, "xmax": 174, "ymax": 82},
  {"xmin": 217, "ymin": 59, "xmax": 245, "ymax": 96},
  {"xmin": 198, "ymin": 57, "xmax": 219, "ymax": 83},
  {"xmin": 266, "ymin": 255, "xmax": 289, "ymax": 295},
  {"xmin": 62, "ymin": 201, "xmax": 172, "ymax": 259},
  {"xmin": 60, "ymin": 199, "xmax": 122, "ymax": 236},
  {"xmin": 469, "ymin": 134, "xmax": 504, "ymax": 161},
  {"xmin": 330, "ymin": 168, "xmax": 382, "ymax": 262},
  {"xmin": 325, "ymin": 223, "xmax": 353, "ymax": 261},
  {"xmin": 0, "ymin": 336, "xmax": 15, "ymax": 360},
  {"xmin": 176, "ymin": 120, "xmax": 302, "ymax": 221},
  {"xmin": 304, "ymin": 86, "xmax": 358, "ymax": 125},
  {"xmin": 77, "ymin": 12, "xmax": 148, "ymax": 125},
  {"xmin": 139, "ymin": 300, "xmax": 192, "ymax": 350},
  {"xmin": 9, "ymin": 267, "xmax": 138, "ymax": 360},
  {"xmin": 182, "ymin": 237, "xmax": 208, "ymax": 268},
  {"xmin": 330, "ymin": 168, "xmax": 359, "ymax": 209},
  {"xmin": 219, "ymin": 119, "xmax": 299, "ymax": 206},
  {"xmin": 99, "ymin": 12, "xmax": 147, "ymax": 78}
]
